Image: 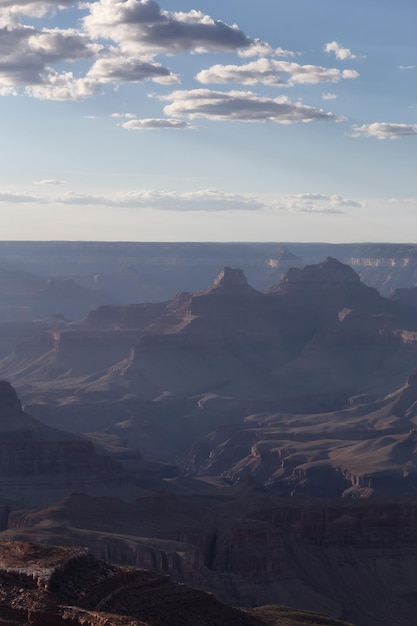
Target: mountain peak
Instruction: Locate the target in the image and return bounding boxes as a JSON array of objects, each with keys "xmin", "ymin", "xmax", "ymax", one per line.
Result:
[
  {"xmin": 269, "ymin": 257, "xmax": 362, "ymax": 294},
  {"xmin": 199, "ymin": 267, "xmax": 258, "ymax": 296},
  {"xmin": 213, "ymin": 267, "xmax": 248, "ymax": 288}
]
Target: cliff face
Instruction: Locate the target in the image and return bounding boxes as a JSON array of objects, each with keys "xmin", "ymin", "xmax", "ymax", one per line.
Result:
[
  {"xmin": 0, "ymin": 540, "xmax": 348, "ymax": 626},
  {"xmin": 5, "ymin": 493, "xmax": 417, "ymax": 626},
  {"xmin": 0, "ymin": 382, "xmax": 142, "ymax": 507}
]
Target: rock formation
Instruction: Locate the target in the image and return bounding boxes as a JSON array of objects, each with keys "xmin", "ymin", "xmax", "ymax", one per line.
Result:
[
  {"xmin": 0, "ymin": 540, "xmax": 350, "ymax": 626},
  {"xmin": 4, "ymin": 493, "xmax": 417, "ymax": 626},
  {"xmin": 0, "ymin": 381, "xmax": 144, "ymax": 507}
]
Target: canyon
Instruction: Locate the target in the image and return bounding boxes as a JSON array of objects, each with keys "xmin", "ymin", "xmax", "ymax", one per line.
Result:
[{"xmin": 2, "ymin": 249, "xmax": 417, "ymax": 624}]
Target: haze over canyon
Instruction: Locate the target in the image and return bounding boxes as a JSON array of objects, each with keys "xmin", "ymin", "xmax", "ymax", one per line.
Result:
[{"xmin": 2, "ymin": 241, "xmax": 417, "ymax": 625}]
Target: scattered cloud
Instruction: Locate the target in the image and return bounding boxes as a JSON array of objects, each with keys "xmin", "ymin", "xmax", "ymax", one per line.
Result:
[
  {"xmin": 277, "ymin": 193, "xmax": 361, "ymax": 214},
  {"xmin": 389, "ymin": 197, "xmax": 417, "ymax": 205},
  {"xmin": 324, "ymin": 41, "xmax": 358, "ymax": 61},
  {"xmin": 121, "ymin": 118, "xmax": 194, "ymax": 130},
  {"xmin": 323, "ymin": 92, "xmax": 337, "ymax": 100},
  {"xmin": 25, "ymin": 71, "xmax": 100, "ymax": 100},
  {"xmin": 239, "ymin": 41, "xmax": 297, "ymax": 58},
  {"xmin": 0, "ymin": 186, "xmax": 364, "ymax": 215},
  {"xmin": 0, "ymin": 86, "xmax": 17, "ymax": 96},
  {"xmin": 352, "ymin": 122, "xmax": 417, "ymax": 139},
  {"xmin": 83, "ymin": 0, "xmax": 253, "ymax": 55},
  {"xmin": 111, "ymin": 112, "xmax": 136, "ymax": 119},
  {"xmin": 161, "ymin": 89, "xmax": 341, "ymax": 124},
  {"xmin": 86, "ymin": 53, "xmax": 179, "ymax": 85},
  {"xmin": 0, "ymin": 0, "xmax": 74, "ymax": 24},
  {"xmin": 399, "ymin": 65, "xmax": 416, "ymax": 70},
  {"xmin": 0, "ymin": 188, "xmax": 266, "ymax": 212},
  {"xmin": 196, "ymin": 58, "xmax": 358, "ymax": 87},
  {"xmin": 34, "ymin": 179, "xmax": 66, "ymax": 185},
  {"xmin": 0, "ymin": 0, "xmax": 257, "ymax": 100},
  {"xmin": 0, "ymin": 25, "xmax": 99, "ymax": 89}
]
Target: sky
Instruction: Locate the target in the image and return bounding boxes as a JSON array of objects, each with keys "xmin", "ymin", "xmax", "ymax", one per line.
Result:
[{"xmin": 0, "ymin": 0, "xmax": 416, "ymax": 242}]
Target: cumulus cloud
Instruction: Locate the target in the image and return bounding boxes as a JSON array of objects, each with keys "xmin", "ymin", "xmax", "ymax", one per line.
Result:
[
  {"xmin": 196, "ymin": 58, "xmax": 358, "ymax": 87},
  {"xmin": 0, "ymin": 20, "xmax": 178, "ymax": 98},
  {"xmin": 0, "ymin": 0, "xmax": 74, "ymax": 25},
  {"xmin": 277, "ymin": 193, "xmax": 361, "ymax": 214},
  {"xmin": 25, "ymin": 70, "xmax": 100, "ymax": 100},
  {"xmin": 0, "ymin": 189, "xmax": 265, "ymax": 211},
  {"xmin": 83, "ymin": 0, "xmax": 252, "ymax": 55},
  {"xmin": 352, "ymin": 122, "xmax": 417, "ymax": 139},
  {"xmin": 86, "ymin": 52, "xmax": 179, "ymax": 85},
  {"xmin": 161, "ymin": 89, "xmax": 341, "ymax": 124},
  {"xmin": 0, "ymin": 22, "xmax": 114, "ymax": 99},
  {"xmin": 121, "ymin": 118, "xmax": 194, "ymax": 130},
  {"xmin": 324, "ymin": 41, "xmax": 358, "ymax": 61},
  {"xmin": 0, "ymin": 25, "xmax": 99, "ymax": 88},
  {"xmin": 0, "ymin": 0, "xmax": 257, "ymax": 99},
  {"xmin": 322, "ymin": 92, "xmax": 337, "ymax": 100},
  {"xmin": 239, "ymin": 41, "xmax": 297, "ymax": 58}
]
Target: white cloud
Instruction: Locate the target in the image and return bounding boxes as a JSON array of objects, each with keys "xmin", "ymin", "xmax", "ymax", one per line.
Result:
[
  {"xmin": 324, "ymin": 41, "xmax": 358, "ymax": 61},
  {"xmin": 0, "ymin": 18, "xmax": 178, "ymax": 99},
  {"xmin": 341, "ymin": 69, "xmax": 359, "ymax": 79},
  {"xmin": 34, "ymin": 179, "xmax": 66, "ymax": 185},
  {"xmin": 389, "ymin": 197, "xmax": 417, "ymax": 205},
  {"xmin": 0, "ymin": 0, "xmax": 74, "ymax": 25},
  {"xmin": 0, "ymin": 23, "xmax": 105, "ymax": 99},
  {"xmin": 25, "ymin": 70, "xmax": 100, "ymax": 100},
  {"xmin": 0, "ymin": 86, "xmax": 16, "ymax": 95},
  {"xmin": 86, "ymin": 52, "xmax": 179, "ymax": 85},
  {"xmin": 161, "ymin": 89, "xmax": 341, "ymax": 124},
  {"xmin": 121, "ymin": 118, "xmax": 194, "ymax": 130},
  {"xmin": 0, "ymin": 188, "xmax": 265, "ymax": 211},
  {"xmin": 239, "ymin": 41, "xmax": 297, "ymax": 58},
  {"xmin": 0, "ymin": 1, "xmax": 256, "ymax": 99},
  {"xmin": 0, "ymin": 25, "xmax": 99, "ymax": 88},
  {"xmin": 399, "ymin": 65, "xmax": 416, "ymax": 70},
  {"xmin": 0, "ymin": 187, "xmax": 364, "ymax": 216},
  {"xmin": 276, "ymin": 193, "xmax": 361, "ymax": 214},
  {"xmin": 322, "ymin": 92, "xmax": 337, "ymax": 100},
  {"xmin": 196, "ymin": 58, "xmax": 358, "ymax": 87},
  {"xmin": 352, "ymin": 122, "xmax": 417, "ymax": 140},
  {"xmin": 111, "ymin": 112, "xmax": 136, "ymax": 119},
  {"xmin": 83, "ymin": 0, "xmax": 252, "ymax": 55}
]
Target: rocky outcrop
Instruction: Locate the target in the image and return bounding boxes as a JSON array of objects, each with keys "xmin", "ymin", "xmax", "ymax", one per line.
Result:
[
  {"xmin": 0, "ymin": 540, "xmax": 349, "ymax": 626},
  {"xmin": 199, "ymin": 266, "xmax": 259, "ymax": 296},
  {"xmin": 5, "ymin": 493, "xmax": 417, "ymax": 626}
]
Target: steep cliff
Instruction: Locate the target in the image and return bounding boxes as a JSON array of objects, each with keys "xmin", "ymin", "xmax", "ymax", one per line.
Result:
[
  {"xmin": 5, "ymin": 492, "xmax": 417, "ymax": 626},
  {"xmin": 0, "ymin": 382, "xmax": 143, "ymax": 507},
  {"xmin": 0, "ymin": 540, "xmax": 350, "ymax": 626}
]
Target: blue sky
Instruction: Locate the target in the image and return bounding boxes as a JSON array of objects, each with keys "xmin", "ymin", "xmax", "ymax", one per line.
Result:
[{"xmin": 0, "ymin": 0, "xmax": 416, "ymax": 241}]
